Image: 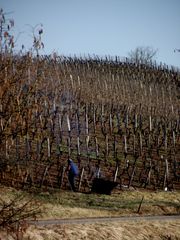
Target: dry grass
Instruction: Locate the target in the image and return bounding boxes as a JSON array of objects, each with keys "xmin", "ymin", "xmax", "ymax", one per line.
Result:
[
  {"xmin": 1, "ymin": 221, "xmax": 179, "ymax": 240},
  {"xmin": 1, "ymin": 185, "xmax": 180, "ymax": 220},
  {"xmin": 21, "ymin": 221, "xmax": 180, "ymax": 240},
  {"xmin": 37, "ymin": 189, "xmax": 180, "ymax": 219},
  {"xmin": 0, "ymin": 185, "xmax": 180, "ymax": 239}
]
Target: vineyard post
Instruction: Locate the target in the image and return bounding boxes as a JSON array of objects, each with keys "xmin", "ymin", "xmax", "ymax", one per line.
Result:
[
  {"xmin": 85, "ymin": 105, "xmax": 90, "ymax": 159},
  {"xmin": 78, "ymin": 167, "xmax": 84, "ymax": 191},
  {"xmin": 67, "ymin": 114, "xmax": 71, "ymax": 157},
  {"xmin": 47, "ymin": 137, "xmax": 51, "ymax": 158},
  {"xmin": 40, "ymin": 165, "xmax": 48, "ymax": 188},
  {"xmin": 5, "ymin": 139, "xmax": 9, "ymax": 158},
  {"xmin": 109, "ymin": 113, "xmax": 113, "ymax": 134},
  {"xmin": 163, "ymin": 158, "xmax": 169, "ymax": 190},
  {"xmin": 59, "ymin": 166, "xmax": 65, "ymax": 189},
  {"xmin": 25, "ymin": 134, "xmax": 30, "ymax": 162},
  {"xmin": 113, "ymin": 165, "xmax": 118, "ymax": 182},
  {"xmin": 16, "ymin": 136, "xmax": 19, "ymax": 162},
  {"xmin": 93, "ymin": 104, "xmax": 96, "ymax": 134},
  {"xmin": 95, "ymin": 137, "xmax": 99, "ymax": 158},
  {"xmin": 58, "ymin": 113, "xmax": 63, "ymax": 144},
  {"xmin": 128, "ymin": 159, "xmax": 137, "ymax": 188}
]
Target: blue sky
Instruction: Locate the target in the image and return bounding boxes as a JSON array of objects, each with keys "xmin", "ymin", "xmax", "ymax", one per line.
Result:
[{"xmin": 1, "ymin": 0, "xmax": 180, "ymax": 67}]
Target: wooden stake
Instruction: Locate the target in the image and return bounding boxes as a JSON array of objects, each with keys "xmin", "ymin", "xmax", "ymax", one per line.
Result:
[
  {"xmin": 124, "ymin": 135, "xmax": 127, "ymax": 154},
  {"xmin": 77, "ymin": 136, "xmax": 80, "ymax": 155},
  {"xmin": 5, "ymin": 140, "xmax": 9, "ymax": 158},
  {"xmin": 114, "ymin": 165, "xmax": 118, "ymax": 182},
  {"xmin": 149, "ymin": 115, "xmax": 152, "ymax": 132},
  {"xmin": 85, "ymin": 111, "xmax": 89, "ymax": 135},
  {"xmin": 137, "ymin": 196, "xmax": 144, "ymax": 213},
  {"xmin": 86, "ymin": 135, "xmax": 90, "ymax": 157},
  {"xmin": 78, "ymin": 167, "xmax": 84, "ymax": 191},
  {"xmin": 67, "ymin": 114, "xmax": 71, "ymax": 132},
  {"xmin": 133, "ymin": 134, "xmax": 136, "ymax": 156},
  {"xmin": 128, "ymin": 158, "xmax": 138, "ymax": 188},
  {"xmin": 93, "ymin": 104, "xmax": 96, "ymax": 134},
  {"xmin": 95, "ymin": 137, "xmax": 99, "ymax": 158},
  {"xmin": 59, "ymin": 166, "xmax": 65, "ymax": 189},
  {"xmin": 139, "ymin": 132, "xmax": 142, "ymax": 155},
  {"xmin": 172, "ymin": 131, "xmax": 176, "ymax": 149},
  {"xmin": 109, "ymin": 113, "xmax": 113, "ymax": 134},
  {"xmin": 40, "ymin": 166, "xmax": 49, "ymax": 188}
]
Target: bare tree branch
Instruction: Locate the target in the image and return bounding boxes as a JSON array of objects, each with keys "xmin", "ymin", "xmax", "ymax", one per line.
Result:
[{"xmin": 128, "ymin": 46, "xmax": 158, "ymax": 64}]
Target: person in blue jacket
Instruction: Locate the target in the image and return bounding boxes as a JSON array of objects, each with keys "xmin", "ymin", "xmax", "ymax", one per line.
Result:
[{"xmin": 67, "ymin": 159, "xmax": 79, "ymax": 191}]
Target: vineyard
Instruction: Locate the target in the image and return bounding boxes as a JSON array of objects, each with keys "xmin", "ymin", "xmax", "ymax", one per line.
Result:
[{"xmin": 0, "ymin": 54, "xmax": 180, "ymax": 192}]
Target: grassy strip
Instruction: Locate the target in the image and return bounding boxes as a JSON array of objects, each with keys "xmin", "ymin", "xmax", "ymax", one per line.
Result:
[{"xmin": 1, "ymin": 185, "xmax": 179, "ymax": 220}]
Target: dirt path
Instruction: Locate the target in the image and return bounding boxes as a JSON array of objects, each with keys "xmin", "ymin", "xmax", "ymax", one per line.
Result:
[{"xmin": 29, "ymin": 215, "xmax": 180, "ymax": 226}]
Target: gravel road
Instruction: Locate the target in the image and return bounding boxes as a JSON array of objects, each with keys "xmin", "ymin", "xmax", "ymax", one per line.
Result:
[{"xmin": 29, "ymin": 215, "xmax": 180, "ymax": 226}]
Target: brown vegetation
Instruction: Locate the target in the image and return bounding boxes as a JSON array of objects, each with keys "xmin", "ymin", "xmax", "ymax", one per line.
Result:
[
  {"xmin": 0, "ymin": 186, "xmax": 180, "ymax": 240},
  {"xmin": 0, "ymin": 52, "xmax": 180, "ymax": 192}
]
